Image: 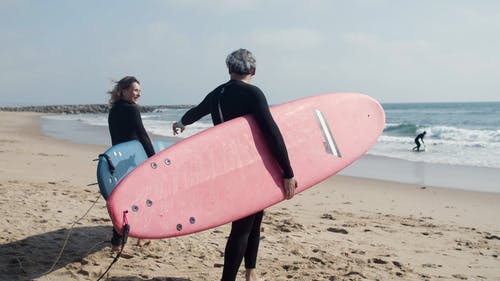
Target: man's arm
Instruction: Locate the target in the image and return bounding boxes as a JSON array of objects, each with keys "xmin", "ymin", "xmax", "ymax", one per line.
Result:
[
  {"xmin": 250, "ymin": 89, "xmax": 297, "ymax": 199},
  {"xmin": 173, "ymin": 94, "xmax": 211, "ymax": 135}
]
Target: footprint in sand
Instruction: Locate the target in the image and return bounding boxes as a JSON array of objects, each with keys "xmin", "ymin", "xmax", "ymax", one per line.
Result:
[
  {"xmin": 422, "ymin": 263, "xmax": 442, "ymax": 268},
  {"xmin": 119, "ymin": 252, "xmax": 135, "ymax": 259},
  {"xmin": 327, "ymin": 227, "xmax": 348, "ymax": 234},
  {"xmin": 308, "ymin": 256, "xmax": 326, "ymax": 265},
  {"xmin": 369, "ymin": 258, "xmax": 388, "ymax": 264},
  {"xmin": 484, "ymin": 233, "xmax": 500, "ymax": 240},
  {"xmin": 320, "ymin": 213, "xmax": 335, "ymax": 220}
]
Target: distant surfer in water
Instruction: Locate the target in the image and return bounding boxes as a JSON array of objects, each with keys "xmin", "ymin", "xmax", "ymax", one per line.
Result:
[
  {"xmin": 107, "ymin": 76, "xmax": 155, "ymax": 251},
  {"xmin": 412, "ymin": 131, "xmax": 426, "ymax": 151},
  {"xmin": 173, "ymin": 49, "xmax": 298, "ymax": 281}
]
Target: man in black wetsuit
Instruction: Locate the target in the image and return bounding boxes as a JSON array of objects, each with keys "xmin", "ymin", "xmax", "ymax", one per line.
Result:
[
  {"xmin": 173, "ymin": 49, "xmax": 298, "ymax": 281},
  {"xmin": 107, "ymin": 76, "xmax": 155, "ymax": 251},
  {"xmin": 412, "ymin": 131, "xmax": 427, "ymax": 151}
]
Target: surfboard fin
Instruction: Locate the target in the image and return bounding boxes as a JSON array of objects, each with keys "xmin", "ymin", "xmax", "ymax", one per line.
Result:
[{"xmin": 314, "ymin": 109, "xmax": 342, "ymax": 157}]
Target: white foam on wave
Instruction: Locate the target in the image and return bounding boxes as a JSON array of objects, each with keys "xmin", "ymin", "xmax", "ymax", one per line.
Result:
[
  {"xmin": 43, "ymin": 109, "xmax": 500, "ymax": 169},
  {"xmin": 370, "ymin": 134, "xmax": 500, "ymax": 168},
  {"xmin": 42, "ymin": 114, "xmax": 108, "ymax": 127},
  {"xmin": 427, "ymin": 125, "xmax": 500, "ymax": 143}
]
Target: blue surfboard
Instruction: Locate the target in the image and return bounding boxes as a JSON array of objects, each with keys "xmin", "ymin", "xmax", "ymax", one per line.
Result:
[{"xmin": 97, "ymin": 140, "xmax": 172, "ymax": 200}]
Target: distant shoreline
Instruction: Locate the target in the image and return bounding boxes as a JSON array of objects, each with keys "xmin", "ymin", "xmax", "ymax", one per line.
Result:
[
  {"xmin": 0, "ymin": 104, "xmax": 194, "ymax": 114},
  {"xmin": 40, "ymin": 114, "xmax": 181, "ymax": 147}
]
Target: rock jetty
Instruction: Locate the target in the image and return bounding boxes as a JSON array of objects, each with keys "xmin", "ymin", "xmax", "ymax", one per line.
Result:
[{"xmin": 0, "ymin": 104, "xmax": 193, "ymax": 114}]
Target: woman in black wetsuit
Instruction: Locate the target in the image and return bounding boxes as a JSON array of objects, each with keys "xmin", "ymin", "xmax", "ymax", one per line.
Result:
[
  {"xmin": 107, "ymin": 76, "xmax": 155, "ymax": 251},
  {"xmin": 173, "ymin": 49, "xmax": 298, "ymax": 281}
]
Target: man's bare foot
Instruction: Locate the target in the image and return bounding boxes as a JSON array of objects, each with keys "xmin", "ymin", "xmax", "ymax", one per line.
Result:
[
  {"xmin": 136, "ymin": 239, "xmax": 151, "ymax": 247},
  {"xmin": 245, "ymin": 268, "xmax": 263, "ymax": 281}
]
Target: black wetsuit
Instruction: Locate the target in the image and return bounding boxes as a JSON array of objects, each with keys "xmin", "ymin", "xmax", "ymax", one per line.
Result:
[
  {"xmin": 413, "ymin": 132, "xmax": 426, "ymax": 151},
  {"xmin": 108, "ymin": 100, "xmax": 155, "ymax": 246},
  {"xmin": 180, "ymin": 80, "xmax": 294, "ymax": 281},
  {"xmin": 109, "ymin": 100, "xmax": 155, "ymax": 156}
]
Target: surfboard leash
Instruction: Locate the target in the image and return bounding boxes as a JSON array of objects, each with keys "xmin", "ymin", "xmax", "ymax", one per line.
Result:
[
  {"xmin": 97, "ymin": 153, "xmax": 116, "ymax": 174},
  {"xmin": 43, "ymin": 192, "xmax": 101, "ymax": 275},
  {"xmin": 96, "ymin": 211, "xmax": 130, "ymax": 281}
]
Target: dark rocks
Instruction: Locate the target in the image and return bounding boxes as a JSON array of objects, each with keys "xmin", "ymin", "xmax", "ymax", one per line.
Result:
[{"xmin": 0, "ymin": 104, "xmax": 193, "ymax": 114}]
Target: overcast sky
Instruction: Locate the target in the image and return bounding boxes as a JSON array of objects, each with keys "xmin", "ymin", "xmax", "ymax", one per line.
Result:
[{"xmin": 1, "ymin": 0, "xmax": 499, "ymax": 106}]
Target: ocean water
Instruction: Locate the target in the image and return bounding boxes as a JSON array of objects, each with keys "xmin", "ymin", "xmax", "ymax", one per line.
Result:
[
  {"xmin": 41, "ymin": 101, "xmax": 500, "ymax": 169},
  {"xmin": 373, "ymin": 102, "xmax": 500, "ymax": 169},
  {"xmin": 39, "ymin": 101, "xmax": 500, "ymax": 192}
]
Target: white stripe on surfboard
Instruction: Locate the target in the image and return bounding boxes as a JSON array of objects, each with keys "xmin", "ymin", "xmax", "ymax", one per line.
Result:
[{"xmin": 314, "ymin": 109, "xmax": 341, "ymax": 157}]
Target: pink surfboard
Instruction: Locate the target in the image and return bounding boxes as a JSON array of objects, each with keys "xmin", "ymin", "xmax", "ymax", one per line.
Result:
[{"xmin": 107, "ymin": 93, "xmax": 385, "ymax": 239}]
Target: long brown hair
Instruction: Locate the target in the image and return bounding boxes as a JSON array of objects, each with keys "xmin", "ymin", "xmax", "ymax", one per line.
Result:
[{"xmin": 107, "ymin": 76, "xmax": 140, "ymax": 105}]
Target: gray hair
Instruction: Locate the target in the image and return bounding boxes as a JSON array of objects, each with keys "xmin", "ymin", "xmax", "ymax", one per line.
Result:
[{"xmin": 225, "ymin": 49, "xmax": 256, "ymax": 75}]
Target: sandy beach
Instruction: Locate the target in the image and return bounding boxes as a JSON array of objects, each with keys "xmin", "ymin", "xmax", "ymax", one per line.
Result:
[{"xmin": 1, "ymin": 111, "xmax": 499, "ymax": 281}]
